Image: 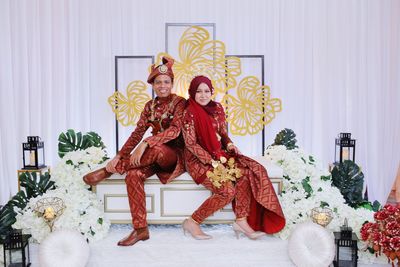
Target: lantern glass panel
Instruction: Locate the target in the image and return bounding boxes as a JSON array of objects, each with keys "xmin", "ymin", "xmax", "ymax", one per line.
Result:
[
  {"xmin": 341, "ymin": 147, "xmax": 353, "ymax": 161},
  {"xmin": 23, "ymin": 149, "xmax": 36, "ymax": 168},
  {"xmin": 4, "ymin": 248, "xmax": 22, "ymax": 266},
  {"xmin": 338, "ymin": 246, "xmax": 353, "ymax": 261},
  {"xmin": 37, "ymin": 147, "xmax": 44, "ymax": 167}
]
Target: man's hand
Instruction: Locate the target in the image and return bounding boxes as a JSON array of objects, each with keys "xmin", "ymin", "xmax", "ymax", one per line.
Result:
[
  {"xmin": 106, "ymin": 154, "xmax": 121, "ymax": 173},
  {"xmin": 130, "ymin": 142, "xmax": 148, "ymax": 167}
]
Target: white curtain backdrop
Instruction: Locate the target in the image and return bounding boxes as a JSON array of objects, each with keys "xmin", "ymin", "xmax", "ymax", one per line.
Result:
[{"xmin": 0, "ymin": 0, "xmax": 399, "ymax": 205}]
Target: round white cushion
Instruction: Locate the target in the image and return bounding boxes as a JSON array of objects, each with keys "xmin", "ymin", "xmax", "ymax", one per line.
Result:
[
  {"xmin": 39, "ymin": 229, "xmax": 90, "ymax": 267},
  {"xmin": 288, "ymin": 222, "xmax": 335, "ymax": 267}
]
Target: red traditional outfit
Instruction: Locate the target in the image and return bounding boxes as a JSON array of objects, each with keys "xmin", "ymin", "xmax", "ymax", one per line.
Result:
[
  {"xmin": 182, "ymin": 76, "xmax": 285, "ymax": 234},
  {"xmin": 82, "ymin": 57, "xmax": 186, "ymax": 246},
  {"xmin": 115, "ymin": 93, "xmax": 186, "ymax": 229},
  {"xmin": 112, "ymin": 58, "xmax": 185, "ymax": 232},
  {"xmin": 83, "ymin": 57, "xmax": 185, "ymax": 245}
]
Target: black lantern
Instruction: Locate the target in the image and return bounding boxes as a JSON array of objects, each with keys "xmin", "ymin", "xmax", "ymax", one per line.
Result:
[
  {"xmin": 22, "ymin": 136, "xmax": 45, "ymax": 170},
  {"xmin": 335, "ymin": 133, "xmax": 356, "ymax": 164},
  {"xmin": 1, "ymin": 229, "xmax": 31, "ymax": 267},
  {"xmin": 333, "ymin": 219, "xmax": 358, "ymax": 267}
]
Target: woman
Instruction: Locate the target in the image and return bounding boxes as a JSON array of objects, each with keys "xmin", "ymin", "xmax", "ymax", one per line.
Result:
[{"xmin": 182, "ymin": 75, "xmax": 285, "ymax": 240}]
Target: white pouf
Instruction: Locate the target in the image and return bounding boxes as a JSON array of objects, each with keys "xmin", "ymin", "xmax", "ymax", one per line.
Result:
[
  {"xmin": 288, "ymin": 222, "xmax": 335, "ymax": 267},
  {"xmin": 39, "ymin": 229, "xmax": 90, "ymax": 267}
]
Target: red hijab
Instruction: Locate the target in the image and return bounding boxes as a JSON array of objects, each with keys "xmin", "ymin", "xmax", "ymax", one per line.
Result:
[{"xmin": 187, "ymin": 76, "xmax": 225, "ymax": 159}]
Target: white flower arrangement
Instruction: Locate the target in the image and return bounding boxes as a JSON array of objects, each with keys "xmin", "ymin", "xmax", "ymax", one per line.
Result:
[
  {"xmin": 265, "ymin": 145, "xmax": 387, "ymax": 264},
  {"xmin": 51, "ymin": 147, "xmax": 107, "ymax": 191},
  {"xmin": 13, "ymin": 146, "xmax": 110, "ymax": 243}
]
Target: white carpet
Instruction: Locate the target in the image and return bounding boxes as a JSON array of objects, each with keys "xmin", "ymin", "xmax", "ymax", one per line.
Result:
[{"xmin": 27, "ymin": 224, "xmax": 390, "ymax": 267}]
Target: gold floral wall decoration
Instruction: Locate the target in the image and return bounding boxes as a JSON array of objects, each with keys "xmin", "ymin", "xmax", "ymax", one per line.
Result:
[
  {"xmin": 222, "ymin": 76, "xmax": 282, "ymax": 136},
  {"xmin": 153, "ymin": 26, "xmax": 241, "ymax": 98},
  {"xmin": 108, "ymin": 80, "xmax": 151, "ymax": 126},
  {"xmin": 109, "ymin": 26, "xmax": 282, "ymax": 137}
]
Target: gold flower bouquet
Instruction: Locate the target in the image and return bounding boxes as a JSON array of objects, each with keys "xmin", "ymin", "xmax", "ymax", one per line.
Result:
[{"xmin": 206, "ymin": 156, "xmax": 242, "ymax": 188}]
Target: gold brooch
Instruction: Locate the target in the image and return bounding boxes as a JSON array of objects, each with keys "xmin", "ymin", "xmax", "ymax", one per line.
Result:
[
  {"xmin": 158, "ymin": 65, "xmax": 168, "ymax": 73},
  {"xmin": 206, "ymin": 157, "xmax": 241, "ymax": 188}
]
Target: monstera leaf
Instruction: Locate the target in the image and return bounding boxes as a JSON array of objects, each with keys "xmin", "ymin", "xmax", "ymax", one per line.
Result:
[
  {"xmin": 58, "ymin": 129, "xmax": 105, "ymax": 158},
  {"xmin": 273, "ymin": 128, "xmax": 298, "ymax": 150},
  {"xmin": 19, "ymin": 172, "xmax": 55, "ymax": 199},
  {"xmin": 0, "ymin": 191, "xmax": 28, "ymax": 236},
  {"xmin": 0, "ymin": 204, "xmax": 16, "ymax": 237},
  {"xmin": 0, "ymin": 172, "xmax": 55, "ymax": 237},
  {"xmin": 331, "ymin": 160, "xmax": 364, "ymax": 208}
]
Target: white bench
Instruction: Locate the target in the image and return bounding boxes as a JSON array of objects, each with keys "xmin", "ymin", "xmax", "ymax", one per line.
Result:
[{"xmin": 93, "ymin": 156, "xmax": 283, "ymax": 224}]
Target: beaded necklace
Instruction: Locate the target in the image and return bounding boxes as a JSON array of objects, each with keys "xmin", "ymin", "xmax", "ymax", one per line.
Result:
[{"xmin": 148, "ymin": 95, "xmax": 175, "ymax": 133}]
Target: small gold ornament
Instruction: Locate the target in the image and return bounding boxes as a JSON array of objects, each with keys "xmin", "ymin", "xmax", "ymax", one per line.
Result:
[
  {"xmin": 220, "ymin": 156, "xmax": 227, "ymax": 164},
  {"xmin": 158, "ymin": 65, "xmax": 168, "ymax": 73},
  {"xmin": 34, "ymin": 197, "xmax": 66, "ymax": 232}
]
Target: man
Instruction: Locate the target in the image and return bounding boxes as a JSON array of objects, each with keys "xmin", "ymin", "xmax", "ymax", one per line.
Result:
[{"xmin": 84, "ymin": 57, "xmax": 185, "ymax": 246}]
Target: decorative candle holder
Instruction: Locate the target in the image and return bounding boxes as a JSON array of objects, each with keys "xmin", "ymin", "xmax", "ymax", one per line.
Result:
[
  {"xmin": 34, "ymin": 197, "xmax": 65, "ymax": 232},
  {"xmin": 311, "ymin": 207, "xmax": 333, "ymax": 227}
]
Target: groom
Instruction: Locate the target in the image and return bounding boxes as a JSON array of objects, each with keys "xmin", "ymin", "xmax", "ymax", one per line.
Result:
[{"xmin": 84, "ymin": 57, "xmax": 185, "ymax": 246}]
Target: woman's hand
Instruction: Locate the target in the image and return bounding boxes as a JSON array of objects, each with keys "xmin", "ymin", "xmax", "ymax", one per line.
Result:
[
  {"xmin": 130, "ymin": 142, "xmax": 148, "ymax": 167},
  {"xmin": 226, "ymin": 143, "xmax": 239, "ymax": 155},
  {"xmin": 106, "ymin": 155, "xmax": 121, "ymax": 173}
]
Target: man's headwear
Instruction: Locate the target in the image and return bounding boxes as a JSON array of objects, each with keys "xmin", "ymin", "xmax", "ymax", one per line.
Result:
[{"xmin": 147, "ymin": 57, "xmax": 175, "ymax": 84}]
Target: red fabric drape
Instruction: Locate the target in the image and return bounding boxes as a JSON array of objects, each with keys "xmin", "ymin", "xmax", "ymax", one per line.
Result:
[{"xmin": 186, "ymin": 98, "xmax": 225, "ymax": 159}]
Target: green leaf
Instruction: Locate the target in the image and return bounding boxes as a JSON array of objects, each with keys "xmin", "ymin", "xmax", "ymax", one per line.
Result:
[
  {"xmin": 321, "ymin": 175, "xmax": 331, "ymax": 181},
  {"xmin": 19, "ymin": 172, "xmax": 55, "ymax": 199},
  {"xmin": 272, "ymin": 128, "xmax": 298, "ymax": 150},
  {"xmin": 8, "ymin": 191, "xmax": 28, "ymax": 209},
  {"xmin": 86, "ymin": 132, "xmax": 106, "ymax": 149},
  {"xmin": 58, "ymin": 129, "xmax": 106, "ymax": 158},
  {"xmin": 98, "ymin": 218, "xmax": 103, "ymax": 225},
  {"xmin": 372, "ymin": 200, "xmax": 381, "ymax": 212},
  {"xmin": 0, "ymin": 205, "xmax": 16, "ymax": 236},
  {"xmin": 320, "ymin": 201, "xmax": 329, "ymax": 208},
  {"xmin": 301, "ymin": 176, "xmax": 313, "ymax": 198},
  {"xmin": 331, "ymin": 160, "xmax": 364, "ymax": 208},
  {"xmin": 1, "ymin": 172, "xmax": 55, "ymax": 236},
  {"xmin": 0, "ymin": 191, "xmax": 30, "ymax": 236},
  {"xmin": 356, "ymin": 201, "xmax": 372, "ymax": 210}
]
